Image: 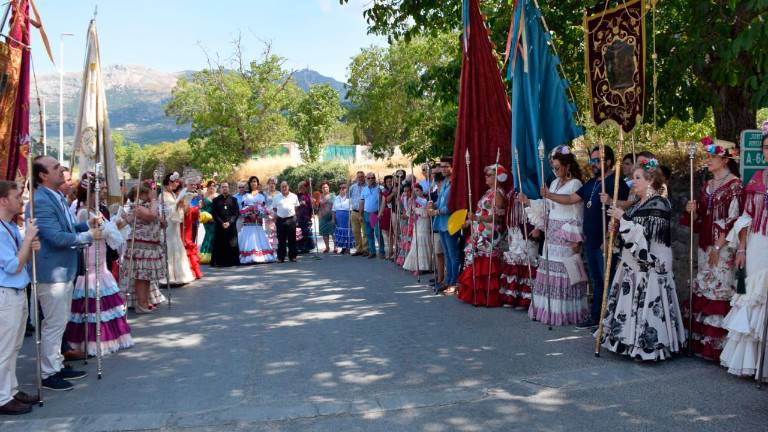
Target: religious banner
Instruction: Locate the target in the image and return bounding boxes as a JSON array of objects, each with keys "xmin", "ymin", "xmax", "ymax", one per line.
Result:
[
  {"xmin": 73, "ymin": 18, "xmax": 121, "ymax": 203},
  {"xmin": 0, "ymin": 40, "xmax": 22, "ymax": 180},
  {"xmin": 5, "ymin": 0, "xmax": 30, "ymax": 182},
  {"xmin": 584, "ymin": 0, "xmax": 645, "ymax": 133}
]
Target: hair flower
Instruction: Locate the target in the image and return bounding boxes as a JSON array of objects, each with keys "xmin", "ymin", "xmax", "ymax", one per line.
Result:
[{"xmin": 642, "ymin": 158, "xmax": 659, "ymax": 172}]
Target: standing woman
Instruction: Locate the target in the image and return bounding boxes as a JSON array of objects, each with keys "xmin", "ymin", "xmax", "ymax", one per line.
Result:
[
  {"xmin": 500, "ymin": 186, "xmax": 538, "ymax": 310},
  {"xmin": 263, "ymin": 176, "xmax": 279, "ymax": 251},
  {"xmin": 520, "ymin": 146, "xmax": 587, "ymax": 325},
  {"xmin": 598, "ymin": 159, "xmax": 685, "ymax": 361},
  {"xmin": 238, "ymin": 176, "xmax": 276, "ymax": 264},
  {"xmin": 198, "ymin": 181, "xmax": 217, "ymax": 264},
  {"xmin": 682, "ymin": 138, "xmax": 743, "ymax": 361},
  {"xmin": 379, "ymin": 175, "xmax": 395, "ymax": 260},
  {"xmin": 457, "ymin": 165, "xmax": 508, "ymax": 307},
  {"xmin": 296, "ymin": 181, "xmax": 315, "ymax": 254},
  {"xmin": 331, "ymin": 183, "xmax": 354, "ymax": 254},
  {"xmin": 120, "ymin": 184, "xmax": 167, "ymax": 313},
  {"xmin": 317, "ymin": 182, "xmax": 335, "ymax": 253},
  {"xmin": 403, "ymin": 184, "xmax": 434, "ymax": 276},
  {"xmin": 69, "ymin": 180, "xmax": 133, "ymax": 354},
  {"xmin": 396, "ymin": 182, "xmax": 413, "ymax": 267},
  {"xmin": 721, "ymin": 122, "xmax": 768, "ymax": 380},
  {"xmin": 161, "ymin": 173, "xmax": 195, "ymax": 285}
]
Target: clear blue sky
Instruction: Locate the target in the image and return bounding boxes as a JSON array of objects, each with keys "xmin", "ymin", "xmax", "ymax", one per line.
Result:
[{"xmin": 29, "ymin": 0, "xmax": 384, "ymax": 81}]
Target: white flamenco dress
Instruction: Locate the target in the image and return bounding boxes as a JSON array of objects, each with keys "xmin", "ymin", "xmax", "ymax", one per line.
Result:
[
  {"xmin": 161, "ymin": 190, "xmax": 196, "ymax": 285},
  {"xmin": 238, "ymin": 192, "xmax": 276, "ymax": 264}
]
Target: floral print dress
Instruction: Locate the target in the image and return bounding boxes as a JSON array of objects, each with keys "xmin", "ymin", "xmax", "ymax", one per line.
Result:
[{"xmin": 598, "ymin": 195, "xmax": 686, "ymax": 361}]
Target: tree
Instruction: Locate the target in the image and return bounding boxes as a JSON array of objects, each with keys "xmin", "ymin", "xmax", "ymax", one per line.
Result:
[
  {"xmin": 341, "ymin": 0, "xmax": 768, "ymax": 143},
  {"xmin": 165, "ymin": 42, "xmax": 302, "ymax": 176},
  {"xmin": 346, "ymin": 33, "xmax": 459, "ymax": 160},
  {"xmin": 288, "ymin": 84, "xmax": 344, "ymax": 163}
]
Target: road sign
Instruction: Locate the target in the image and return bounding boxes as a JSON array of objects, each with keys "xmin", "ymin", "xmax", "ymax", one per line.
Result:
[{"xmin": 740, "ymin": 129, "xmax": 766, "ymax": 185}]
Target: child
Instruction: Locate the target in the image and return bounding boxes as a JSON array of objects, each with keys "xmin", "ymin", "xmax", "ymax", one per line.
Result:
[{"xmin": 0, "ymin": 181, "xmax": 41, "ymax": 415}]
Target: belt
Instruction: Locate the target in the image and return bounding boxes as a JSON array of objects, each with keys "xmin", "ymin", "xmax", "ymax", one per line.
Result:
[
  {"xmin": 0, "ymin": 286, "xmax": 24, "ymax": 293},
  {"xmin": 276, "ymin": 215, "xmax": 295, "ymax": 220},
  {"xmin": 352, "ymin": 210, "xmax": 360, "ymax": 213}
]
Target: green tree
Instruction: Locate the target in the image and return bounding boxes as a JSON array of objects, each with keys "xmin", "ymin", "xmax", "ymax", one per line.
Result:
[
  {"xmin": 288, "ymin": 84, "xmax": 344, "ymax": 163},
  {"xmin": 341, "ymin": 0, "xmax": 768, "ymax": 143},
  {"xmin": 346, "ymin": 33, "xmax": 459, "ymax": 160},
  {"xmin": 165, "ymin": 43, "xmax": 302, "ymax": 176}
]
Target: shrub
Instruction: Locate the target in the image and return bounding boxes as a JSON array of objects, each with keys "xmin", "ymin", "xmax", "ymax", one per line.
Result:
[{"xmin": 277, "ymin": 161, "xmax": 350, "ymax": 192}]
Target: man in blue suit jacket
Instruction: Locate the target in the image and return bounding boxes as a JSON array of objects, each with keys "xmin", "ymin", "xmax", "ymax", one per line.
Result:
[{"xmin": 29, "ymin": 156, "xmax": 101, "ymax": 391}]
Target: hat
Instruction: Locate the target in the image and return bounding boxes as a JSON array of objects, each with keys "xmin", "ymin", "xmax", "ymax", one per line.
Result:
[{"xmin": 485, "ymin": 164, "xmax": 509, "ymax": 183}]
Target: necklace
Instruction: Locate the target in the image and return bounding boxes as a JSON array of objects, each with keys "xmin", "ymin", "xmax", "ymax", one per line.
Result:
[
  {"xmin": 586, "ymin": 178, "xmax": 601, "ymax": 209},
  {"xmin": 707, "ymin": 172, "xmax": 731, "ymax": 208}
]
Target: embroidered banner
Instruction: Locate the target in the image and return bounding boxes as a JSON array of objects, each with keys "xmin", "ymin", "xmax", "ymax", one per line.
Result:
[
  {"xmin": 0, "ymin": 41, "xmax": 22, "ymax": 180},
  {"xmin": 584, "ymin": 0, "xmax": 645, "ymax": 133}
]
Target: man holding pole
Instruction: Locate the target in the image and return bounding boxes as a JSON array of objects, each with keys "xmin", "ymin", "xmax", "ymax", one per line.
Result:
[
  {"xmin": 30, "ymin": 156, "xmax": 101, "ymax": 391},
  {"xmin": 0, "ymin": 181, "xmax": 41, "ymax": 414}
]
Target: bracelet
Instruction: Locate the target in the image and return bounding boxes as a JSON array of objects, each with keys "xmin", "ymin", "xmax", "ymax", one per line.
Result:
[{"xmin": 737, "ymin": 250, "xmax": 746, "ymax": 254}]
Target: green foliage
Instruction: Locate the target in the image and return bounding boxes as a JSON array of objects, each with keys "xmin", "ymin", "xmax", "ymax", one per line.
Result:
[
  {"xmin": 277, "ymin": 161, "xmax": 349, "ymax": 192},
  {"xmin": 288, "ymin": 84, "xmax": 344, "ymax": 163},
  {"xmin": 341, "ymin": 0, "xmax": 768, "ymax": 143},
  {"xmin": 346, "ymin": 33, "xmax": 459, "ymax": 161},
  {"xmin": 165, "ymin": 44, "xmax": 303, "ymax": 177},
  {"xmin": 113, "ymin": 132, "xmax": 193, "ymax": 179}
]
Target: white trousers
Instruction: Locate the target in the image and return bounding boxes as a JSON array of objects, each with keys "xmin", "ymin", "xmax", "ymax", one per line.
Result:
[
  {"xmin": 0, "ymin": 288, "xmax": 27, "ymax": 405},
  {"xmin": 37, "ymin": 281, "xmax": 73, "ymax": 379}
]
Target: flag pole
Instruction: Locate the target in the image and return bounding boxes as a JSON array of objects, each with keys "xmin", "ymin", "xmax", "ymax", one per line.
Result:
[
  {"xmin": 687, "ymin": 141, "xmax": 696, "ymax": 355},
  {"xmin": 486, "ymin": 148, "xmax": 501, "ymax": 306},
  {"xmin": 594, "ymin": 128, "xmax": 625, "ymax": 357},
  {"xmin": 27, "ymin": 147, "xmax": 44, "ymax": 407},
  {"xmin": 94, "ymin": 161, "xmax": 103, "ymax": 379},
  {"xmin": 538, "ymin": 140, "xmax": 552, "ymax": 330},
  {"xmin": 465, "ymin": 149, "xmax": 477, "ymax": 303},
  {"xmin": 513, "ymin": 147, "xmax": 535, "ymax": 314}
]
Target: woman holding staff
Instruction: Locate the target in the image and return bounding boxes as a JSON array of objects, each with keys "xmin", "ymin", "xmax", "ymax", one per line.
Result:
[
  {"xmin": 520, "ymin": 146, "xmax": 587, "ymax": 325},
  {"xmin": 681, "ymin": 137, "xmax": 743, "ymax": 361},
  {"xmin": 457, "ymin": 164, "xmax": 507, "ymax": 307},
  {"xmin": 597, "ymin": 159, "xmax": 685, "ymax": 361},
  {"xmin": 720, "ymin": 122, "xmax": 768, "ymax": 381}
]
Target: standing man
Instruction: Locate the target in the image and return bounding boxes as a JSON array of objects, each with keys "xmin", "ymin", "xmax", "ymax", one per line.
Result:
[
  {"xmin": 272, "ymin": 181, "xmax": 300, "ymax": 263},
  {"xmin": 544, "ymin": 146, "xmax": 630, "ymax": 329},
  {"xmin": 210, "ymin": 182, "xmax": 240, "ymax": 267},
  {"xmin": 30, "ymin": 156, "xmax": 98, "ymax": 391},
  {"xmin": 429, "ymin": 158, "xmax": 459, "ymax": 292},
  {"xmin": 0, "ymin": 181, "xmax": 41, "ymax": 414},
  {"xmin": 348, "ymin": 171, "xmax": 368, "ymax": 256},
  {"xmin": 360, "ymin": 173, "xmax": 384, "ymax": 259}
]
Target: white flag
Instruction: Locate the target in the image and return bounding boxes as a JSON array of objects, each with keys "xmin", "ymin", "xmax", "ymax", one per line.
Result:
[{"xmin": 73, "ymin": 19, "xmax": 120, "ymax": 202}]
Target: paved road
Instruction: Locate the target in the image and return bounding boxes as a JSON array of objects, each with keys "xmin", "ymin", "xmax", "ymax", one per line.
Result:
[{"xmin": 3, "ymin": 253, "xmax": 768, "ymax": 431}]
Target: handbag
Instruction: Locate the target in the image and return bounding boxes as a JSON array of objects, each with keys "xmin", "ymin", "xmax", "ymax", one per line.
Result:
[{"xmin": 735, "ymin": 267, "xmax": 747, "ymax": 295}]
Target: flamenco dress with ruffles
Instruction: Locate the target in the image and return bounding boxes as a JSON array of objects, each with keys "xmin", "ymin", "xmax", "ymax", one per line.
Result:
[
  {"xmin": 500, "ymin": 190, "xmax": 537, "ymax": 309},
  {"xmin": 396, "ymin": 194, "xmax": 413, "ymax": 266},
  {"xmin": 183, "ymin": 204, "xmax": 203, "ymax": 279},
  {"xmin": 721, "ymin": 169, "xmax": 768, "ymax": 380},
  {"xmin": 680, "ymin": 178, "xmax": 743, "ymax": 361},
  {"xmin": 457, "ymin": 187, "xmax": 506, "ymax": 307},
  {"xmin": 68, "ymin": 213, "xmax": 133, "ymax": 355},
  {"xmin": 238, "ymin": 192, "xmax": 276, "ymax": 264}
]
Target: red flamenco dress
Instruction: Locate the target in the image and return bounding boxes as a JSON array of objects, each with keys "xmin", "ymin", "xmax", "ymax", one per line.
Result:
[
  {"xmin": 458, "ymin": 187, "xmax": 506, "ymax": 307},
  {"xmin": 500, "ymin": 190, "xmax": 538, "ymax": 308},
  {"xmin": 680, "ymin": 178, "xmax": 743, "ymax": 361},
  {"xmin": 183, "ymin": 204, "xmax": 204, "ymax": 279}
]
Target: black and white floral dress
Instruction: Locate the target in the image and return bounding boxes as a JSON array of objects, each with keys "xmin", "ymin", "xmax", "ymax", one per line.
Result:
[{"xmin": 598, "ymin": 195, "xmax": 686, "ymax": 361}]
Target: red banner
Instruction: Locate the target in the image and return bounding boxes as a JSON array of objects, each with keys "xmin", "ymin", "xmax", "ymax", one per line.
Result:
[{"xmin": 0, "ymin": 40, "xmax": 22, "ymax": 180}]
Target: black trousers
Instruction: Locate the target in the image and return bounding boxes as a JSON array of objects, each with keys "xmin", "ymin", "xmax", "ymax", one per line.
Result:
[{"xmin": 276, "ymin": 216, "xmax": 297, "ymax": 261}]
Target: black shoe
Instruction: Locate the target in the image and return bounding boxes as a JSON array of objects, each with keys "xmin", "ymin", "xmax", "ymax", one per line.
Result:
[
  {"xmin": 575, "ymin": 319, "xmax": 598, "ymax": 329},
  {"xmin": 42, "ymin": 375, "xmax": 74, "ymax": 391},
  {"xmin": 278, "ymin": 259, "xmax": 285, "ymax": 263},
  {"xmin": 58, "ymin": 367, "xmax": 87, "ymax": 381},
  {"xmin": 289, "ymin": 258, "xmax": 297, "ymax": 262},
  {"xmin": 367, "ymin": 254, "xmax": 376, "ymax": 259}
]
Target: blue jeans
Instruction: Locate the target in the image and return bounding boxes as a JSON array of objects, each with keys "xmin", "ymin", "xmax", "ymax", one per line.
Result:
[
  {"xmin": 584, "ymin": 247, "xmax": 605, "ymax": 322},
  {"xmin": 440, "ymin": 231, "xmax": 461, "ymax": 285},
  {"xmin": 363, "ymin": 211, "xmax": 384, "ymax": 256}
]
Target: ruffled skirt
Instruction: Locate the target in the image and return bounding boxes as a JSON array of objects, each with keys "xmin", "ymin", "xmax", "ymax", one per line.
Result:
[
  {"xmin": 333, "ymin": 210, "xmax": 354, "ymax": 249},
  {"xmin": 238, "ymin": 224, "xmax": 276, "ymax": 264},
  {"xmin": 457, "ymin": 256, "xmax": 504, "ymax": 308}
]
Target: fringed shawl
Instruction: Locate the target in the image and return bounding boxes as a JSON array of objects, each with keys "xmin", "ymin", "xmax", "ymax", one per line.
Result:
[
  {"xmin": 693, "ymin": 178, "xmax": 743, "ymax": 249},
  {"xmin": 625, "ymin": 195, "xmax": 672, "ymax": 247},
  {"xmin": 744, "ymin": 169, "xmax": 768, "ymax": 235}
]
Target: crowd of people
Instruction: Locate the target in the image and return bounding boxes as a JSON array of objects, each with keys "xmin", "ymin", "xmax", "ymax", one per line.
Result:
[{"xmin": 2, "ymin": 123, "xmax": 768, "ymax": 415}]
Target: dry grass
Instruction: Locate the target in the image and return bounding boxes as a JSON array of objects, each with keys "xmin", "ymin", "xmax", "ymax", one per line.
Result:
[{"xmin": 230, "ymin": 154, "xmax": 413, "ymax": 182}]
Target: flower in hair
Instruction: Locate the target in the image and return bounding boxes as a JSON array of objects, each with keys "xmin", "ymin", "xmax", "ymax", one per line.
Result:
[
  {"xmin": 700, "ymin": 136, "xmax": 713, "ymax": 146},
  {"xmin": 550, "ymin": 145, "xmax": 571, "ymax": 157},
  {"xmin": 642, "ymin": 158, "xmax": 659, "ymax": 172},
  {"xmin": 762, "ymin": 120, "xmax": 768, "ymax": 135},
  {"xmin": 170, "ymin": 172, "xmax": 180, "ymax": 182}
]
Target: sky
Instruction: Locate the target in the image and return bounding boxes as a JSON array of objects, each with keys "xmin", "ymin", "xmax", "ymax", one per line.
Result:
[{"xmin": 26, "ymin": 0, "xmax": 385, "ymax": 81}]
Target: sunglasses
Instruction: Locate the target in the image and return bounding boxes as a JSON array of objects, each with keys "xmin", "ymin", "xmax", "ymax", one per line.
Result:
[
  {"xmin": 367, "ymin": 177, "xmax": 375, "ymax": 179},
  {"xmin": 589, "ymin": 158, "xmax": 600, "ymax": 165}
]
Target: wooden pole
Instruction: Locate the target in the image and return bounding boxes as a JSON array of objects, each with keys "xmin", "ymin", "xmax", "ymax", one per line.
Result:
[
  {"xmin": 687, "ymin": 142, "xmax": 696, "ymax": 355},
  {"xmin": 513, "ymin": 147, "xmax": 535, "ymax": 314}
]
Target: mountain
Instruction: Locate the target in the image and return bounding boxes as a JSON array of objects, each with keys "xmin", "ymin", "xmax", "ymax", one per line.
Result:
[{"xmin": 31, "ymin": 64, "xmax": 347, "ymax": 147}]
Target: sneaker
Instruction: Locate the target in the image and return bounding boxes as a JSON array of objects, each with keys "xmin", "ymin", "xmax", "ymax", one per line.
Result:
[
  {"xmin": 575, "ymin": 319, "xmax": 598, "ymax": 329},
  {"xmin": 42, "ymin": 375, "xmax": 74, "ymax": 391},
  {"xmin": 0, "ymin": 399, "xmax": 32, "ymax": 415},
  {"xmin": 58, "ymin": 367, "xmax": 88, "ymax": 381}
]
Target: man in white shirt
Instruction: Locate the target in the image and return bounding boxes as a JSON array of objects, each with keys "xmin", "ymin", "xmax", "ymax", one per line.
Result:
[
  {"xmin": 272, "ymin": 181, "xmax": 300, "ymax": 262},
  {"xmin": 348, "ymin": 171, "xmax": 368, "ymax": 256}
]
